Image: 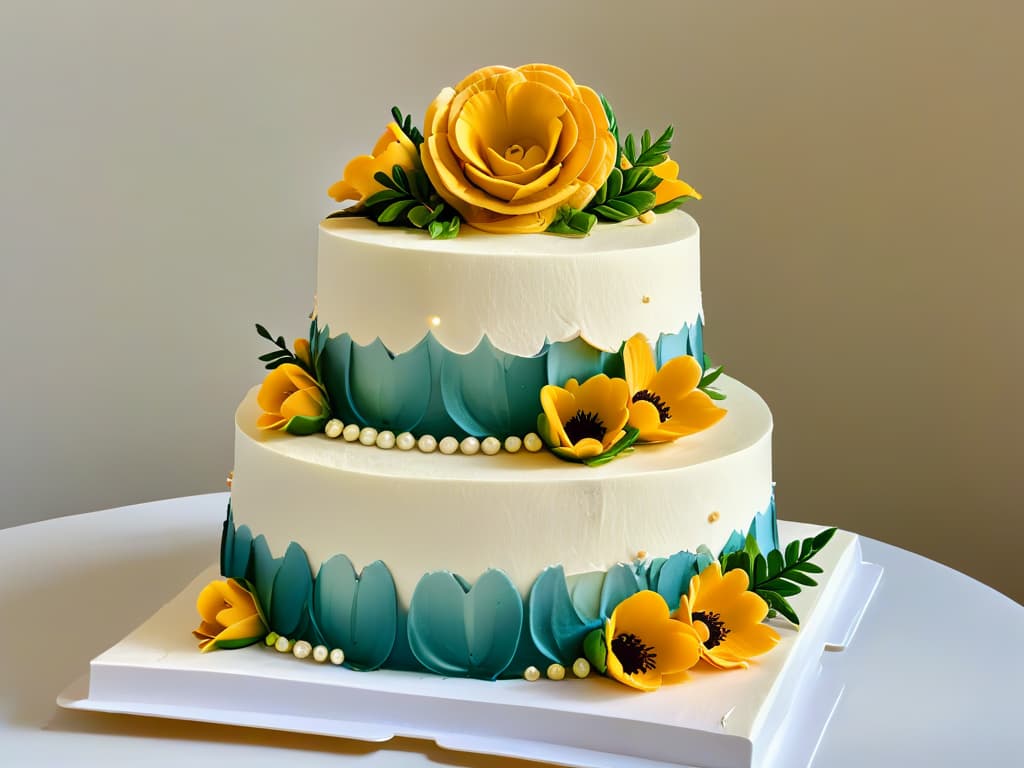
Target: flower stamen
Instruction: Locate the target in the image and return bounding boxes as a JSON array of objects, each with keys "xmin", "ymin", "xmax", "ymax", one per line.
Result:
[
  {"xmin": 632, "ymin": 390, "xmax": 672, "ymax": 422},
  {"xmin": 563, "ymin": 410, "xmax": 606, "ymax": 444},
  {"xmin": 611, "ymin": 632, "xmax": 658, "ymax": 675},
  {"xmin": 692, "ymin": 610, "xmax": 730, "ymax": 650}
]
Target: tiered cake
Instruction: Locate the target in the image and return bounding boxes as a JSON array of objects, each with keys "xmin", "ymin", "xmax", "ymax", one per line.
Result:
[{"xmin": 200, "ymin": 64, "xmax": 832, "ymax": 691}]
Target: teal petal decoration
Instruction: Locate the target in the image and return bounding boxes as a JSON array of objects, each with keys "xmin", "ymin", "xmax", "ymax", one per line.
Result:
[
  {"xmin": 347, "ymin": 336, "xmax": 432, "ymax": 433},
  {"xmin": 413, "ymin": 335, "xmax": 464, "ymax": 438},
  {"xmin": 224, "ymin": 523, "xmax": 253, "ymax": 581},
  {"xmin": 441, "ymin": 337, "xmax": 547, "ymax": 438},
  {"xmin": 506, "ymin": 596, "xmax": 549, "ymax": 679},
  {"xmin": 719, "ymin": 529, "xmax": 747, "ymax": 558},
  {"xmin": 313, "ymin": 555, "xmax": 397, "ymax": 671},
  {"xmin": 748, "ymin": 492, "xmax": 779, "ymax": 553},
  {"xmin": 565, "ymin": 570, "xmax": 605, "ymax": 621},
  {"xmin": 647, "ymin": 557, "xmax": 667, "ymax": 591},
  {"xmin": 598, "ymin": 563, "xmax": 641, "ymax": 618},
  {"xmin": 220, "ymin": 502, "xmax": 234, "ymax": 577},
  {"xmin": 270, "ymin": 542, "xmax": 313, "ymax": 638},
  {"xmin": 546, "ymin": 337, "xmax": 623, "ymax": 386},
  {"xmin": 407, "ymin": 569, "xmax": 523, "ymax": 679},
  {"xmin": 248, "ymin": 535, "xmax": 281, "ymax": 622},
  {"xmin": 386, "ymin": 608, "xmax": 426, "ymax": 672},
  {"xmin": 319, "ymin": 334, "xmax": 357, "ymax": 424},
  {"xmin": 696, "ymin": 545, "xmax": 715, "ymax": 574},
  {"xmin": 651, "ymin": 550, "xmax": 700, "ymax": 608},
  {"xmin": 529, "ymin": 566, "xmax": 603, "ymax": 664},
  {"xmin": 655, "ymin": 320, "xmax": 704, "ymax": 369}
]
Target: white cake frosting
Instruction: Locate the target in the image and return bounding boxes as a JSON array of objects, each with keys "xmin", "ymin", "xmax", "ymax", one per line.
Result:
[
  {"xmin": 230, "ymin": 375, "xmax": 772, "ymax": 599},
  {"xmin": 316, "ymin": 211, "xmax": 702, "ymax": 355}
]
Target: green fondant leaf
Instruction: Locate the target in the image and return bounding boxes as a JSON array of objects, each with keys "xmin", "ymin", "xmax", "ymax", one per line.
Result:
[
  {"xmin": 377, "ymin": 199, "xmax": 416, "ymax": 224},
  {"xmin": 283, "ymin": 414, "xmax": 328, "ymax": 436},
  {"xmin": 373, "ymin": 170, "xmax": 402, "ymax": 193},
  {"xmin": 582, "ymin": 427, "xmax": 640, "ymax": 466},
  {"xmin": 546, "ymin": 205, "xmax": 596, "ymax": 237},
  {"xmin": 761, "ymin": 590, "xmax": 800, "ymax": 626},
  {"xmin": 767, "ymin": 548, "xmax": 785, "ymax": 578},
  {"xmin": 428, "ymin": 218, "xmax": 460, "ymax": 239},
  {"xmin": 363, "ymin": 188, "xmax": 407, "ymax": 208},
  {"xmin": 583, "ymin": 627, "xmax": 608, "ymax": 675},
  {"xmin": 313, "ymin": 555, "xmax": 397, "ymax": 671},
  {"xmin": 651, "ymin": 196, "xmax": 690, "ymax": 215},
  {"xmin": 213, "ymin": 636, "xmax": 264, "ymax": 651}
]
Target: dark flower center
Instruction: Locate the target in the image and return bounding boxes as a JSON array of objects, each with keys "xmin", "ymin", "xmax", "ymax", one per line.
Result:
[
  {"xmin": 692, "ymin": 610, "xmax": 730, "ymax": 649},
  {"xmin": 611, "ymin": 632, "xmax": 658, "ymax": 675},
  {"xmin": 564, "ymin": 410, "xmax": 606, "ymax": 445},
  {"xmin": 632, "ymin": 390, "xmax": 671, "ymax": 422}
]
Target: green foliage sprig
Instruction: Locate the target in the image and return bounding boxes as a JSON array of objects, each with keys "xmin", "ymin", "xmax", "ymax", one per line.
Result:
[
  {"xmin": 306, "ymin": 317, "xmax": 330, "ymax": 386},
  {"xmin": 255, "ymin": 324, "xmax": 305, "ymax": 371},
  {"xmin": 586, "ymin": 165, "xmax": 660, "ymax": 221},
  {"xmin": 546, "ymin": 205, "xmax": 597, "ymax": 237},
  {"xmin": 699, "ymin": 354, "xmax": 727, "ymax": 401},
  {"xmin": 390, "ymin": 106, "xmax": 424, "ymax": 147},
  {"xmin": 720, "ymin": 528, "xmax": 837, "ymax": 625},
  {"xmin": 622, "ymin": 126, "xmax": 674, "ymax": 168},
  {"xmin": 363, "ymin": 164, "xmax": 461, "ymax": 239}
]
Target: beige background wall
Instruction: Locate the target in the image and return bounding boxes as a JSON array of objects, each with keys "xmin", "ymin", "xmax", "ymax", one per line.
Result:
[{"xmin": 1, "ymin": 1, "xmax": 1020, "ymax": 601}]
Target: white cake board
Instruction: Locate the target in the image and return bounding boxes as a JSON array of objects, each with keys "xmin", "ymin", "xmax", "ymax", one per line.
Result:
[{"xmin": 58, "ymin": 523, "xmax": 881, "ymax": 768}]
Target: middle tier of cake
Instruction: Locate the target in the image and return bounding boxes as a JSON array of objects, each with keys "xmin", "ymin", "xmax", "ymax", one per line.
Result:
[{"xmin": 229, "ymin": 374, "xmax": 774, "ymax": 600}]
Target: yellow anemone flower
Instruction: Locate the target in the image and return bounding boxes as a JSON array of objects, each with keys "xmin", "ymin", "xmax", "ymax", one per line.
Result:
[
  {"xmin": 192, "ymin": 578, "xmax": 266, "ymax": 653},
  {"xmin": 256, "ymin": 363, "xmax": 329, "ymax": 433},
  {"xmin": 328, "ymin": 121, "xmax": 419, "ymax": 206},
  {"xmin": 675, "ymin": 562, "xmax": 780, "ymax": 670},
  {"xmin": 623, "ymin": 334, "xmax": 726, "ymax": 443},
  {"xmin": 538, "ymin": 374, "xmax": 630, "ymax": 460},
  {"xmin": 605, "ymin": 590, "xmax": 701, "ymax": 691}
]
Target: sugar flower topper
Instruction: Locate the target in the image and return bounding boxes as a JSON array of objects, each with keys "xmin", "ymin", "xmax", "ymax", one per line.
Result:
[
  {"xmin": 193, "ymin": 578, "xmax": 266, "ymax": 653},
  {"xmin": 328, "ymin": 64, "xmax": 700, "ymax": 237}
]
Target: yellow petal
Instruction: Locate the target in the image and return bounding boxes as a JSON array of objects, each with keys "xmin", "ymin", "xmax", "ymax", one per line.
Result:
[
  {"xmin": 199, "ymin": 614, "xmax": 266, "ymax": 653},
  {"xmin": 280, "ymin": 387, "xmax": 326, "ymax": 420},
  {"xmin": 700, "ymin": 651, "xmax": 749, "ymax": 670},
  {"xmin": 623, "ymin": 333, "xmax": 657, "ymax": 394},
  {"xmin": 256, "ymin": 413, "xmax": 287, "ymax": 430},
  {"xmin": 572, "ymin": 375, "xmax": 630, "ymax": 436},
  {"xmin": 539, "ymin": 384, "xmax": 577, "ymax": 447},
  {"xmin": 572, "ymin": 437, "xmax": 605, "ymax": 458},
  {"xmin": 195, "ymin": 580, "xmax": 233, "ymax": 625},
  {"xmin": 647, "ymin": 354, "xmax": 702, "ymax": 398},
  {"xmin": 717, "ymin": 622, "xmax": 780, "ymax": 660},
  {"xmin": 293, "ymin": 338, "xmax": 311, "ymax": 368},
  {"xmin": 627, "ymin": 399, "xmax": 666, "ymax": 442},
  {"xmin": 464, "ymin": 161, "xmax": 563, "ymax": 203},
  {"xmin": 256, "ymin": 365, "xmax": 294, "ymax": 415},
  {"xmin": 658, "ymin": 391, "xmax": 727, "ymax": 439}
]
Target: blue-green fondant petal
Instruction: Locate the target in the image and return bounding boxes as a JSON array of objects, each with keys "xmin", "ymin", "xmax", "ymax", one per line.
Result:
[
  {"xmin": 227, "ymin": 524, "xmax": 254, "ymax": 581},
  {"xmin": 655, "ymin": 320, "xmax": 704, "ymax": 368},
  {"xmin": 347, "ymin": 336, "xmax": 432, "ymax": 433},
  {"xmin": 647, "ymin": 557, "xmax": 667, "ymax": 591},
  {"xmin": 270, "ymin": 542, "xmax": 312, "ymax": 638},
  {"xmin": 220, "ymin": 502, "xmax": 234, "ymax": 578},
  {"xmin": 413, "ymin": 335, "xmax": 464, "ymax": 438},
  {"xmin": 546, "ymin": 337, "xmax": 624, "ymax": 386},
  {"xmin": 565, "ymin": 570, "xmax": 605, "ymax": 622},
  {"xmin": 313, "ymin": 555, "xmax": 397, "ymax": 671},
  {"xmin": 598, "ymin": 563, "xmax": 641, "ymax": 619},
  {"xmin": 748, "ymin": 492, "xmax": 779, "ymax": 553},
  {"xmin": 407, "ymin": 569, "xmax": 522, "ymax": 679},
  {"xmin": 441, "ymin": 337, "xmax": 547, "ymax": 438},
  {"xmin": 248, "ymin": 535, "xmax": 281, "ymax": 622},
  {"xmin": 719, "ymin": 529, "xmax": 747, "ymax": 558},
  {"xmin": 652, "ymin": 550, "xmax": 700, "ymax": 608},
  {"xmin": 696, "ymin": 545, "xmax": 715, "ymax": 574},
  {"xmin": 319, "ymin": 333, "xmax": 357, "ymax": 424},
  {"xmin": 528, "ymin": 566, "xmax": 602, "ymax": 665},
  {"xmin": 385, "ymin": 608, "xmax": 425, "ymax": 672}
]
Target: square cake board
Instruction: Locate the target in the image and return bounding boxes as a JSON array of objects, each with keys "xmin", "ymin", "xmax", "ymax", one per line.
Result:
[{"xmin": 58, "ymin": 522, "xmax": 882, "ymax": 768}]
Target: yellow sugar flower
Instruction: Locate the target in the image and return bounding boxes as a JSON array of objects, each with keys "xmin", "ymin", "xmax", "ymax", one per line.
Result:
[
  {"xmin": 256, "ymin": 363, "xmax": 329, "ymax": 434},
  {"xmin": 538, "ymin": 374, "xmax": 630, "ymax": 461},
  {"xmin": 623, "ymin": 334, "xmax": 726, "ymax": 443},
  {"xmin": 293, "ymin": 338, "xmax": 312, "ymax": 369},
  {"xmin": 675, "ymin": 562, "xmax": 780, "ymax": 670},
  {"xmin": 328, "ymin": 121, "xmax": 419, "ymax": 206},
  {"xmin": 605, "ymin": 590, "xmax": 701, "ymax": 691},
  {"xmin": 192, "ymin": 578, "xmax": 266, "ymax": 653},
  {"xmin": 420, "ymin": 64, "xmax": 617, "ymax": 233}
]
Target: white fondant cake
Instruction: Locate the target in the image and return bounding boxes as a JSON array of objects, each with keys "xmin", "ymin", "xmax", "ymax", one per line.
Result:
[
  {"xmin": 230, "ymin": 373, "xmax": 771, "ymax": 597},
  {"xmin": 317, "ymin": 212, "xmax": 702, "ymax": 355}
]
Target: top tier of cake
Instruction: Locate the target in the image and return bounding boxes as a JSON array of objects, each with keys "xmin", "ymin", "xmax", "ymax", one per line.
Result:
[{"xmin": 316, "ymin": 211, "xmax": 702, "ymax": 357}]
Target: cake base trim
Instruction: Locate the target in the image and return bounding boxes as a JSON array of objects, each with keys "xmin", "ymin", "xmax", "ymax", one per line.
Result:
[{"xmin": 61, "ymin": 523, "xmax": 882, "ymax": 768}]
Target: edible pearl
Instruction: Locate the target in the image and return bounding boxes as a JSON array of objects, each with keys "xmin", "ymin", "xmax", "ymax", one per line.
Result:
[
  {"xmin": 312, "ymin": 645, "xmax": 329, "ymax": 663},
  {"xmin": 417, "ymin": 434, "xmax": 437, "ymax": 453},
  {"xmin": 293, "ymin": 640, "xmax": 312, "ymax": 660},
  {"xmin": 523, "ymin": 432, "xmax": 543, "ymax": 452},
  {"xmin": 324, "ymin": 419, "xmax": 344, "ymax": 438},
  {"xmin": 547, "ymin": 663, "xmax": 566, "ymax": 681},
  {"xmin": 572, "ymin": 658, "xmax": 591, "ymax": 678},
  {"xmin": 459, "ymin": 436, "xmax": 480, "ymax": 455},
  {"xmin": 274, "ymin": 635, "xmax": 291, "ymax": 653},
  {"xmin": 359, "ymin": 427, "xmax": 378, "ymax": 446},
  {"xmin": 524, "ymin": 666, "xmax": 541, "ymax": 682},
  {"xmin": 342, "ymin": 424, "xmax": 360, "ymax": 442},
  {"xmin": 396, "ymin": 432, "xmax": 416, "ymax": 451},
  {"xmin": 481, "ymin": 436, "xmax": 501, "ymax": 455},
  {"xmin": 329, "ymin": 648, "xmax": 345, "ymax": 666},
  {"xmin": 376, "ymin": 430, "xmax": 396, "ymax": 449},
  {"xmin": 439, "ymin": 436, "xmax": 459, "ymax": 455},
  {"xmin": 504, "ymin": 436, "xmax": 522, "ymax": 453}
]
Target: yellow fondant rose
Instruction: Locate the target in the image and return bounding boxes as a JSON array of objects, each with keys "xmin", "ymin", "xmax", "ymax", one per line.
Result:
[
  {"xmin": 420, "ymin": 64, "xmax": 617, "ymax": 233},
  {"xmin": 623, "ymin": 334, "xmax": 726, "ymax": 443},
  {"xmin": 192, "ymin": 578, "xmax": 266, "ymax": 653},
  {"xmin": 328, "ymin": 122, "xmax": 419, "ymax": 206},
  {"xmin": 675, "ymin": 562, "xmax": 780, "ymax": 670},
  {"xmin": 538, "ymin": 374, "xmax": 631, "ymax": 461},
  {"xmin": 604, "ymin": 590, "xmax": 702, "ymax": 691},
  {"xmin": 256, "ymin": 363, "xmax": 330, "ymax": 435}
]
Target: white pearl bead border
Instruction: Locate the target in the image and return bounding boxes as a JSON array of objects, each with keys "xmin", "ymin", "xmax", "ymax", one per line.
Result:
[
  {"xmin": 321, "ymin": 418, "xmax": 543, "ymax": 457},
  {"xmin": 267, "ymin": 633, "xmax": 346, "ymax": 667}
]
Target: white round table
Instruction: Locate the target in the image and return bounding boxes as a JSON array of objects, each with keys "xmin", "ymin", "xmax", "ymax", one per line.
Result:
[{"xmin": 1, "ymin": 493, "xmax": 1020, "ymax": 766}]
